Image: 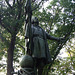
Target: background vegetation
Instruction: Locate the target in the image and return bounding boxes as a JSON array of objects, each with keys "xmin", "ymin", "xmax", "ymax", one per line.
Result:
[{"xmin": 0, "ymin": 0, "xmax": 75, "ymax": 75}]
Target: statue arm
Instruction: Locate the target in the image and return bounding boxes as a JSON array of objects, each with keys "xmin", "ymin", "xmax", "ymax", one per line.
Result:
[{"xmin": 46, "ymin": 32, "xmax": 60, "ymax": 41}]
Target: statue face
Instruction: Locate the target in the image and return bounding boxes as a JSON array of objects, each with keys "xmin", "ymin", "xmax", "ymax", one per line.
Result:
[
  {"xmin": 31, "ymin": 16, "xmax": 39, "ymax": 25},
  {"xmin": 32, "ymin": 17, "xmax": 38, "ymax": 22}
]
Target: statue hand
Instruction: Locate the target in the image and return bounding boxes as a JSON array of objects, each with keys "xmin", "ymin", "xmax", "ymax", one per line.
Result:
[{"xmin": 58, "ymin": 37, "xmax": 65, "ymax": 43}]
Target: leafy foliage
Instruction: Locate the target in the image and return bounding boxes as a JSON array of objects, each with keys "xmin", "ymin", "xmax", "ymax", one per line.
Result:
[{"xmin": 0, "ymin": 0, "xmax": 75, "ymax": 75}]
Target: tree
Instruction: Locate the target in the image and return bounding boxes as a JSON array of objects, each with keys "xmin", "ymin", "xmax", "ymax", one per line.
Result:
[{"xmin": 0, "ymin": 0, "xmax": 25, "ymax": 75}]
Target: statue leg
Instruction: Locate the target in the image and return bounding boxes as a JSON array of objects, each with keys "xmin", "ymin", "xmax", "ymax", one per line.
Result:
[
  {"xmin": 33, "ymin": 58, "xmax": 37, "ymax": 75},
  {"xmin": 38, "ymin": 59, "xmax": 46, "ymax": 75}
]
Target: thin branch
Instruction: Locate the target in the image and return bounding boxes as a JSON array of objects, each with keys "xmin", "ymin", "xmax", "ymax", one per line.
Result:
[
  {"xmin": 32, "ymin": 1, "xmax": 42, "ymax": 11},
  {"xmin": 17, "ymin": 7, "xmax": 22, "ymax": 19},
  {"xmin": 13, "ymin": 0, "xmax": 15, "ymax": 5},
  {"xmin": 17, "ymin": 0, "xmax": 20, "ymax": 5},
  {"xmin": 5, "ymin": 0, "xmax": 12, "ymax": 8},
  {"xmin": 17, "ymin": 0, "xmax": 24, "ymax": 6},
  {"xmin": 14, "ymin": 6, "xmax": 22, "ymax": 34},
  {"xmin": 18, "ymin": 43, "xmax": 25, "ymax": 51}
]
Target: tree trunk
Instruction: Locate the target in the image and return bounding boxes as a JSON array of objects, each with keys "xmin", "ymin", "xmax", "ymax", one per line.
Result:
[{"xmin": 7, "ymin": 34, "xmax": 16, "ymax": 75}]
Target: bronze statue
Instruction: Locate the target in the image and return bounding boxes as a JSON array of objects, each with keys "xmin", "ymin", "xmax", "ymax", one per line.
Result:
[
  {"xmin": 25, "ymin": 16, "xmax": 63, "ymax": 75},
  {"xmin": 12, "ymin": 0, "xmax": 65, "ymax": 75}
]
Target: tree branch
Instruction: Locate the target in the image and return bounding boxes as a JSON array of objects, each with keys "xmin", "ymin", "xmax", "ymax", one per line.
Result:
[
  {"xmin": 13, "ymin": 0, "xmax": 15, "ymax": 5},
  {"xmin": 14, "ymin": 3, "xmax": 22, "ymax": 34},
  {"xmin": 18, "ymin": 43, "xmax": 25, "ymax": 51},
  {"xmin": 17, "ymin": 0, "xmax": 20, "ymax": 5},
  {"xmin": 5, "ymin": 0, "xmax": 12, "ymax": 8},
  {"xmin": 32, "ymin": 1, "xmax": 42, "ymax": 11},
  {"xmin": 32, "ymin": 0, "xmax": 48, "ymax": 11}
]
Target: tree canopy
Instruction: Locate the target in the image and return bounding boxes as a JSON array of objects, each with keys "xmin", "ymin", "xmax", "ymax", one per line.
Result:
[{"xmin": 0, "ymin": 0, "xmax": 75, "ymax": 75}]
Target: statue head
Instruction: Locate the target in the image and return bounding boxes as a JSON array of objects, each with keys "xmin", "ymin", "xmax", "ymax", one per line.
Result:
[{"xmin": 31, "ymin": 16, "xmax": 39, "ymax": 26}]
